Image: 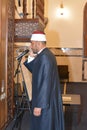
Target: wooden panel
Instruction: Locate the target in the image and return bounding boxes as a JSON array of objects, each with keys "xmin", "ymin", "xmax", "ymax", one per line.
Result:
[
  {"xmin": 0, "ymin": 0, "xmax": 8, "ymax": 128},
  {"xmin": 84, "ymin": 35, "xmax": 87, "ymax": 56},
  {"xmin": 82, "ymin": 60, "xmax": 87, "ymax": 81},
  {"xmin": 36, "ymin": 0, "xmax": 44, "ymax": 22},
  {"xmin": 0, "ymin": 0, "xmax": 14, "ymax": 129},
  {"xmin": 0, "ymin": 0, "xmax": 1, "ymax": 127},
  {"xmin": 14, "ymin": 19, "xmax": 44, "ymax": 42}
]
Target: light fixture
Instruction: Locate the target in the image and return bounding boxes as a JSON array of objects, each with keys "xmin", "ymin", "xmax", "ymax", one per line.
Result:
[
  {"xmin": 59, "ymin": 0, "xmax": 64, "ymax": 15},
  {"xmin": 60, "ymin": 2, "xmax": 64, "ymax": 15},
  {"xmin": 57, "ymin": 0, "xmax": 70, "ymax": 18}
]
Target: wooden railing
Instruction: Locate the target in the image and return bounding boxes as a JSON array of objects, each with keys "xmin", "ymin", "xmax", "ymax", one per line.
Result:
[{"xmin": 14, "ymin": 0, "xmax": 45, "ymax": 42}]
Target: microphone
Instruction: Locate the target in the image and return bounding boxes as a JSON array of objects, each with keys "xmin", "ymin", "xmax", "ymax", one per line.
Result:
[{"xmin": 16, "ymin": 49, "xmax": 29, "ymax": 60}]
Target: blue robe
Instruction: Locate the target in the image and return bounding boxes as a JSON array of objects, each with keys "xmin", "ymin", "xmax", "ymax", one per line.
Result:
[{"xmin": 24, "ymin": 48, "xmax": 65, "ymax": 130}]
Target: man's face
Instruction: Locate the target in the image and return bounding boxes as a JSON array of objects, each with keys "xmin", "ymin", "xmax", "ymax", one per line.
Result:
[{"xmin": 30, "ymin": 41, "xmax": 39, "ymax": 54}]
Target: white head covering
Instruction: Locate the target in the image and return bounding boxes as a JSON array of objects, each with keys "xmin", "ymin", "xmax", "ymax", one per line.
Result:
[{"xmin": 30, "ymin": 30, "xmax": 47, "ymax": 41}]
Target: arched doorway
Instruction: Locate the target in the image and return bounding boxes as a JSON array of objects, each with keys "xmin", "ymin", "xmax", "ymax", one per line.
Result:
[
  {"xmin": 83, "ymin": 2, "xmax": 87, "ymax": 57},
  {"xmin": 82, "ymin": 2, "xmax": 87, "ymax": 81}
]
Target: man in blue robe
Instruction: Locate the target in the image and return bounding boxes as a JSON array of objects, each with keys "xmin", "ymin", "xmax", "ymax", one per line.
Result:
[{"xmin": 23, "ymin": 30, "xmax": 65, "ymax": 130}]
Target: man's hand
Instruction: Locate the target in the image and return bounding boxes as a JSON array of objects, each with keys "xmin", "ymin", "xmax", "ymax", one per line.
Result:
[
  {"xmin": 29, "ymin": 48, "xmax": 37, "ymax": 57},
  {"xmin": 33, "ymin": 107, "xmax": 42, "ymax": 116},
  {"xmin": 20, "ymin": 56, "xmax": 26, "ymax": 64}
]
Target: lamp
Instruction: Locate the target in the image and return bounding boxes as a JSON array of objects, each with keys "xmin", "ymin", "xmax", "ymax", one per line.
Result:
[
  {"xmin": 60, "ymin": 2, "xmax": 64, "ymax": 15},
  {"xmin": 57, "ymin": 1, "xmax": 70, "ymax": 18}
]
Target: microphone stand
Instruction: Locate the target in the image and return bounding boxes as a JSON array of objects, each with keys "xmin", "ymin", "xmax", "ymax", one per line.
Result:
[{"xmin": 12, "ymin": 57, "xmax": 31, "ymax": 130}]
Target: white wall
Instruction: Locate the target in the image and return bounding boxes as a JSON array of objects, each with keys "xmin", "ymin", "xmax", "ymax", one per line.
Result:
[{"xmin": 45, "ymin": 0, "xmax": 86, "ymax": 48}]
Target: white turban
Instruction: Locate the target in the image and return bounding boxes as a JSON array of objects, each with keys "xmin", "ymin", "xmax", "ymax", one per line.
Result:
[{"xmin": 30, "ymin": 30, "xmax": 47, "ymax": 41}]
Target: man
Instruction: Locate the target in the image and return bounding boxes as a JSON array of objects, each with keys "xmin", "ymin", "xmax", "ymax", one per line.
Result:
[{"xmin": 23, "ymin": 30, "xmax": 65, "ymax": 130}]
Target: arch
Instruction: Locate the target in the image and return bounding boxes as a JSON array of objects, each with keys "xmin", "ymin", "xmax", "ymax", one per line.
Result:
[{"xmin": 83, "ymin": 2, "xmax": 87, "ymax": 57}]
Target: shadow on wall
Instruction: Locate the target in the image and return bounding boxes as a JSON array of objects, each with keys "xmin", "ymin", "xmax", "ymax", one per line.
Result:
[{"xmin": 45, "ymin": 30, "xmax": 60, "ymax": 47}]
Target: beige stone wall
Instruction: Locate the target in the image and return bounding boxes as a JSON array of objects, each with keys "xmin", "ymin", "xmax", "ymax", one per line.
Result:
[{"xmin": 44, "ymin": 0, "xmax": 86, "ymax": 48}]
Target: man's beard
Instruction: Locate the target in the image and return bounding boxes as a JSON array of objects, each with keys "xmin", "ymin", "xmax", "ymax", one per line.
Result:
[{"xmin": 33, "ymin": 49, "xmax": 38, "ymax": 54}]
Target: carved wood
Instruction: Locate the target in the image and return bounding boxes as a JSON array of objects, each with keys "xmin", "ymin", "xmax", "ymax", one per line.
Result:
[
  {"xmin": 14, "ymin": 18, "xmax": 45, "ymax": 42},
  {"xmin": 14, "ymin": 0, "xmax": 45, "ymax": 42},
  {"xmin": 0, "ymin": 0, "xmax": 14, "ymax": 128},
  {"xmin": 23, "ymin": 0, "xmax": 27, "ymax": 18},
  {"xmin": 36, "ymin": 0, "xmax": 44, "ymax": 22},
  {"xmin": 7, "ymin": 0, "xmax": 14, "ymax": 122}
]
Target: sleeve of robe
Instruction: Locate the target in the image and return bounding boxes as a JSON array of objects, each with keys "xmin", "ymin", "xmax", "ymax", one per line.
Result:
[{"xmin": 24, "ymin": 59, "xmax": 34, "ymax": 73}]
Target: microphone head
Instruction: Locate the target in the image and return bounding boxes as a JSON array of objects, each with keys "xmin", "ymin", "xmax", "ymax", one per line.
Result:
[
  {"xmin": 16, "ymin": 49, "xmax": 29, "ymax": 60},
  {"xmin": 25, "ymin": 49, "xmax": 29, "ymax": 53}
]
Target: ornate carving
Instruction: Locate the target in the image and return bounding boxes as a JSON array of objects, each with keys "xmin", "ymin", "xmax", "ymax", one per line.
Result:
[
  {"xmin": 7, "ymin": 0, "xmax": 14, "ymax": 121},
  {"xmin": 14, "ymin": 19, "xmax": 44, "ymax": 42}
]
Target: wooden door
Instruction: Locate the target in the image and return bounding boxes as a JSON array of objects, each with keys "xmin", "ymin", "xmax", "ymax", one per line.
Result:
[
  {"xmin": 0, "ymin": 0, "xmax": 8, "ymax": 128},
  {"xmin": 0, "ymin": 0, "xmax": 1, "ymax": 127},
  {"xmin": 0, "ymin": 0, "xmax": 14, "ymax": 129}
]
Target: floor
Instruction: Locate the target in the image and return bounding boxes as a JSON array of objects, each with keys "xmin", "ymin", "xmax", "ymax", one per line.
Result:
[{"xmin": 5, "ymin": 111, "xmax": 30, "ymax": 130}]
